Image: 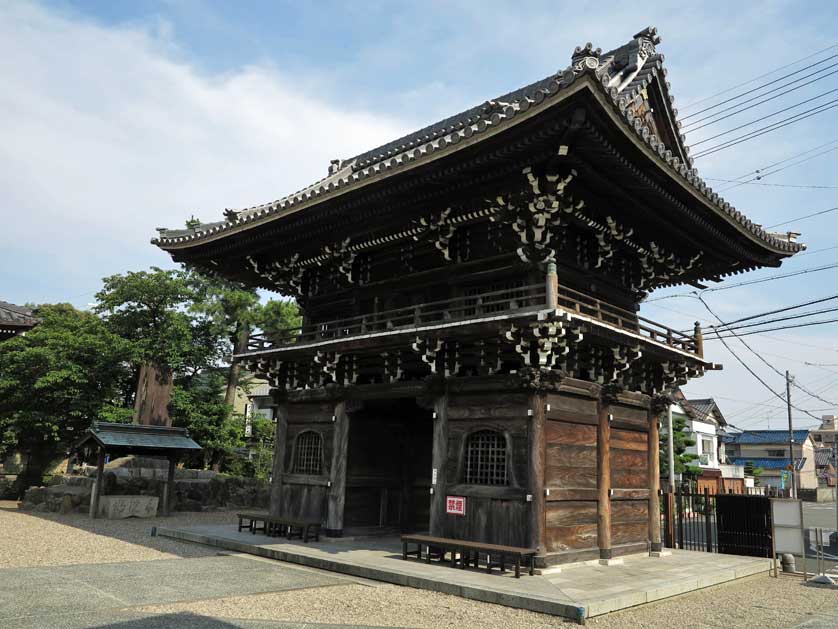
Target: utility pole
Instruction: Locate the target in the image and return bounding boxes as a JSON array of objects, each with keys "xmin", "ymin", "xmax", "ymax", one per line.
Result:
[
  {"xmin": 667, "ymin": 403, "xmax": 676, "ymax": 493},
  {"xmin": 833, "ymin": 440, "xmax": 838, "ymax": 533},
  {"xmin": 786, "ymin": 370, "xmax": 796, "ymax": 499}
]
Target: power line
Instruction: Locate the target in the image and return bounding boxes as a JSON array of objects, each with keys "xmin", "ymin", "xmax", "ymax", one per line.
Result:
[
  {"xmin": 709, "ymin": 293, "xmax": 838, "ymax": 328},
  {"xmin": 693, "ymin": 100, "xmax": 838, "ymax": 158},
  {"xmin": 717, "ymin": 140, "xmax": 838, "ymax": 185},
  {"xmin": 691, "ymin": 91, "xmax": 838, "ymax": 146},
  {"xmin": 699, "ymin": 295, "xmax": 838, "ymax": 408},
  {"xmin": 768, "ymin": 206, "xmax": 838, "ymax": 229},
  {"xmin": 698, "ymin": 295, "xmax": 830, "ymax": 421},
  {"xmin": 706, "ymin": 179, "xmax": 838, "ymax": 190},
  {"xmin": 681, "ymin": 44, "xmax": 838, "ymax": 112},
  {"xmin": 714, "ymin": 306, "xmax": 838, "ymax": 334},
  {"xmin": 706, "ymin": 145, "xmax": 838, "ymax": 192},
  {"xmin": 645, "ymin": 262, "xmax": 838, "ymax": 303},
  {"xmin": 709, "ymin": 316, "xmax": 838, "ymax": 338},
  {"xmin": 693, "ymin": 99, "xmax": 838, "ymax": 159},
  {"xmin": 683, "ymin": 63, "xmax": 838, "ymax": 131},
  {"xmin": 798, "ymin": 244, "xmax": 838, "ymax": 257}
]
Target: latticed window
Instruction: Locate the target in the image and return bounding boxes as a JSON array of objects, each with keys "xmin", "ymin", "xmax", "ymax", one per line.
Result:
[
  {"xmin": 464, "ymin": 430, "xmax": 508, "ymax": 485},
  {"xmin": 294, "ymin": 431, "xmax": 323, "ymax": 475}
]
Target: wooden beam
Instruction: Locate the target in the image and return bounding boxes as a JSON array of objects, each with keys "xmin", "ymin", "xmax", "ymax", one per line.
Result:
[
  {"xmin": 270, "ymin": 401, "xmax": 289, "ymax": 517},
  {"xmin": 597, "ymin": 395, "xmax": 612, "ymax": 560},
  {"xmin": 648, "ymin": 403, "xmax": 663, "ymax": 552},
  {"xmin": 89, "ymin": 446, "xmax": 106, "ymax": 519},
  {"xmin": 428, "ymin": 393, "xmax": 449, "ymax": 537},
  {"xmin": 529, "ymin": 392, "xmax": 546, "ymax": 554},
  {"xmin": 326, "ymin": 400, "xmax": 351, "ymax": 536},
  {"xmin": 162, "ymin": 456, "xmax": 176, "ymax": 516}
]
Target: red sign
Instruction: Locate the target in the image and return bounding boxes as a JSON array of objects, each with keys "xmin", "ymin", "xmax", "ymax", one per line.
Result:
[{"xmin": 446, "ymin": 495, "xmax": 466, "ymax": 516}]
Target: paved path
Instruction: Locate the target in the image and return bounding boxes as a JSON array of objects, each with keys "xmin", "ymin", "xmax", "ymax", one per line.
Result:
[
  {"xmin": 159, "ymin": 524, "xmax": 772, "ymax": 620},
  {"xmin": 0, "ymin": 554, "xmax": 384, "ymax": 629}
]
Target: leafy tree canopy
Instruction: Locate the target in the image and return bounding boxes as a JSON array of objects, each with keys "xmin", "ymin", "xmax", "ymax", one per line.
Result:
[{"xmin": 0, "ymin": 304, "xmax": 132, "ymax": 492}]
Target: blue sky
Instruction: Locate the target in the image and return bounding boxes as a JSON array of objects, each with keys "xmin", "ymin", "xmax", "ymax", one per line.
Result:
[{"xmin": 1, "ymin": 1, "xmax": 837, "ymax": 427}]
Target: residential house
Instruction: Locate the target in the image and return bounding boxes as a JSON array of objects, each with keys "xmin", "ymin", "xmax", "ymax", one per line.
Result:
[
  {"xmin": 232, "ymin": 373, "xmax": 276, "ymax": 464},
  {"xmin": 728, "ymin": 430, "xmax": 817, "ymax": 490},
  {"xmin": 811, "ymin": 415, "xmax": 838, "ymax": 447},
  {"xmin": 670, "ymin": 392, "xmax": 745, "ymax": 493}
]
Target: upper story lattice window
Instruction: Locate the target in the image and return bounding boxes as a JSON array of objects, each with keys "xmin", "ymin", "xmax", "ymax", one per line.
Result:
[
  {"xmin": 294, "ymin": 431, "xmax": 323, "ymax": 475},
  {"xmin": 464, "ymin": 430, "xmax": 507, "ymax": 485}
]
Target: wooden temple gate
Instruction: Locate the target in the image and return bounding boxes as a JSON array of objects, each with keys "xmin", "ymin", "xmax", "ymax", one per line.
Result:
[{"xmin": 153, "ymin": 27, "xmax": 803, "ymax": 567}]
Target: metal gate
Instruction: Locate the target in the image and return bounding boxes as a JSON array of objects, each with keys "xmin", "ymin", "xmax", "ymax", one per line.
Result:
[
  {"xmin": 715, "ymin": 493, "xmax": 773, "ymax": 557},
  {"xmin": 662, "ymin": 487, "xmax": 773, "ymax": 557}
]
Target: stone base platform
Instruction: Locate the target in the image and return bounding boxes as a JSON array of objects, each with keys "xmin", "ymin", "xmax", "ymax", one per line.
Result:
[{"xmin": 156, "ymin": 524, "xmax": 771, "ymax": 623}]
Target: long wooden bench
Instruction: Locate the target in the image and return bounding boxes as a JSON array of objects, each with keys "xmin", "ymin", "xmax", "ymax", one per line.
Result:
[
  {"xmin": 237, "ymin": 512, "xmax": 321, "ymax": 542},
  {"xmin": 401, "ymin": 534, "xmax": 537, "ymax": 578}
]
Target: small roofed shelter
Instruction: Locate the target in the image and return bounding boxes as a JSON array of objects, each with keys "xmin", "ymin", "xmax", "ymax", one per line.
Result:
[
  {"xmin": 0, "ymin": 301, "xmax": 38, "ymax": 341},
  {"xmin": 74, "ymin": 422, "xmax": 201, "ymax": 518}
]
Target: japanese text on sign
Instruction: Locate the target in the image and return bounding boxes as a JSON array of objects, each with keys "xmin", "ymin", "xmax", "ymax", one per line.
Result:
[{"xmin": 446, "ymin": 495, "xmax": 466, "ymax": 516}]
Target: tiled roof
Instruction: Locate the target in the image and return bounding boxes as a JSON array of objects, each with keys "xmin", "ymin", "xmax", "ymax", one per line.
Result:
[
  {"xmin": 0, "ymin": 301, "xmax": 38, "ymax": 329},
  {"xmin": 74, "ymin": 422, "xmax": 202, "ymax": 452},
  {"xmin": 152, "ymin": 27, "xmax": 804, "ymax": 259},
  {"xmin": 731, "ymin": 457, "xmax": 806, "ymax": 471},
  {"xmin": 684, "ymin": 397, "xmax": 727, "ymax": 426},
  {"xmin": 733, "ymin": 430, "xmax": 811, "ymax": 445}
]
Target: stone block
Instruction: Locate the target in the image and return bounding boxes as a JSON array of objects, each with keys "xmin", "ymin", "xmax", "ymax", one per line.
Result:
[{"xmin": 97, "ymin": 495, "xmax": 159, "ymax": 519}]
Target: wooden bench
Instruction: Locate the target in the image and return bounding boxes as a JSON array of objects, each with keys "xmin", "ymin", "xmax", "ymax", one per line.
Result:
[
  {"xmin": 401, "ymin": 534, "xmax": 537, "ymax": 578},
  {"xmin": 237, "ymin": 512, "xmax": 321, "ymax": 543}
]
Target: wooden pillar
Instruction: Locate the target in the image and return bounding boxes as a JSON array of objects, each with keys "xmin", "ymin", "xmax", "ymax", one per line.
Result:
[
  {"xmin": 529, "ymin": 392, "xmax": 547, "ymax": 554},
  {"xmin": 269, "ymin": 400, "xmax": 289, "ymax": 517},
  {"xmin": 597, "ymin": 393, "xmax": 613, "ymax": 560},
  {"xmin": 326, "ymin": 400, "xmax": 351, "ymax": 536},
  {"xmin": 694, "ymin": 321, "xmax": 704, "ymax": 358},
  {"xmin": 89, "ymin": 446, "xmax": 106, "ymax": 519},
  {"xmin": 546, "ymin": 261, "xmax": 559, "ymax": 310},
  {"xmin": 162, "ymin": 456, "xmax": 176, "ymax": 516},
  {"xmin": 648, "ymin": 404, "xmax": 662, "ymax": 553},
  {"xmin": 429, "ymin": 393, "xmax": 448, "ymax": 536}
]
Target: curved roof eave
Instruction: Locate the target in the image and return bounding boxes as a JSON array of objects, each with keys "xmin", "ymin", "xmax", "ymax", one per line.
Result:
[{"xmin": 152, "ymin": 32, "xmax": 803, "ymax": 260}]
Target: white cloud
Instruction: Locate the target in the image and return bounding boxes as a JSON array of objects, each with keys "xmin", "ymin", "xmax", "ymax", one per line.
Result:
[{"xmin": 0, "ymin": 2, "xmax": 410, "ymax": 301}]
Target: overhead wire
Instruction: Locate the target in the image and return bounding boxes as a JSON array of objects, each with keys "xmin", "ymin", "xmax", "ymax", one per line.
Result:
[
  {"xmin": 710, "ymin": 294, "xmax": 838, "ymax": 328},
  {"xmin": 708, "ymin": 316, "xmax": 838, "ymax": 338},
  {"xmin": 692, "ymin": 98, "xmax": 838, "ymax": 158},
  {"xmin": 681, "ymin": 44, "xmax": 838, "ymax": 113},
  {"xmin": 698, "ymin": 294, "xmax": 838, "ymax": 417},
  {"xmin": 721, "ymin": 140, "xmax": 838, "ymax": 182},
  {"xmin": 644, "ymin": 262, "xmax": 838, "ymax": 303},
  {"xmin": 683, "ymin": 63, "xmax": 838, "ymax": 131},
  {"xmin": 768, "ymin": 206, "xmax": 838, "ymax": 228},
  {"xmin": 704, "ymin": 180, "xmax": 838, "ymax": 190}
]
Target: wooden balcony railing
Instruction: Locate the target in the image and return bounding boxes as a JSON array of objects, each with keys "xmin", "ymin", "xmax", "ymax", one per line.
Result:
[{"xmin": 245, "ymin": 281, "xmax": 700, "ymax": 357}]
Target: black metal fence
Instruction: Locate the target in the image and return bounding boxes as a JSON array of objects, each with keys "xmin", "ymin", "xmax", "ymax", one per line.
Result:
[{"xmin": 662, "ymin": 486, "xmax": 773, "ymax": 557}]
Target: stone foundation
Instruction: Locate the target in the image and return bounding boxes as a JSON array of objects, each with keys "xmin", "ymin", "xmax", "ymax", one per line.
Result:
[{"xmin": 20, "ymin": 458, "xmax": 269, "ymax": 514}]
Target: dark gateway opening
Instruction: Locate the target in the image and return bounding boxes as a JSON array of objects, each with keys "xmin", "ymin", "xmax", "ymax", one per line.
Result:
[{"xmin": 344, "ymin": 399, "xmax": 432, "ymax": 535}]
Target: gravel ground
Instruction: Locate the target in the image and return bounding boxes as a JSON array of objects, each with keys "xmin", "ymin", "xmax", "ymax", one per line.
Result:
[
  {"xmin": 2, "ymin": 501, "xmax": 835, "ymax": 628},
  {"xmin": 0, "ymin": 500, "xmax": 233, "ymax": 568},
  {"xmin": 137, "ymin": 574, "xmax": 838, "ymax": 629}
]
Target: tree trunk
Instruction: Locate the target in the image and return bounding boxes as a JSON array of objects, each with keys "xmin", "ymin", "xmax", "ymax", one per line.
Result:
[
  {"xmin": 133, "ymin": 362, "xmax": 174, "ymax": 426},
  {"xmin": 224, "ymin": 322, "xmax": 250, "ymax": 408}
]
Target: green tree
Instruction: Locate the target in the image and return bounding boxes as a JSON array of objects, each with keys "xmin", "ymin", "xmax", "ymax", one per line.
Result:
[
  {"xmin": 169, "ymin": 369, "xmax": 243, "ymax": 469},
  {"xmin": 660, "ymin": 410, "xmax": 699, "ymax": 480},
  {"xmin": 183, "ymin": 268, "xmax": 260, "ymax": 407},
  {"xmin": 0, "ymin": 304, "xmax": 132, "ymax": 495},
  {"xmin": 95, "ymin": 268, "xmax": 223, "ymax": 423}
]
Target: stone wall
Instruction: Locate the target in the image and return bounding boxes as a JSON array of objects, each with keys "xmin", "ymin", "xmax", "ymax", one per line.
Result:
[{"xmin": 19, "ymin": 463, "xmax": 269, "ymax": 514}]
